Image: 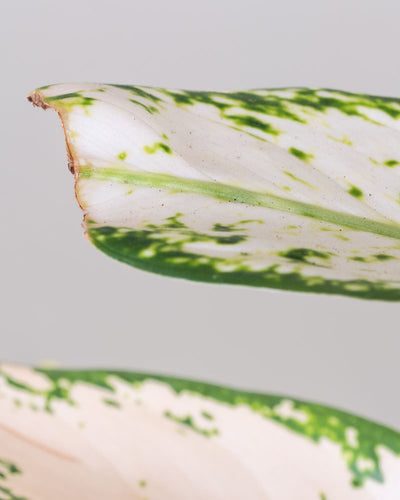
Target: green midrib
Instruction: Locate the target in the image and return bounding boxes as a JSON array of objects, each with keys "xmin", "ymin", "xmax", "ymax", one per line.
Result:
[{"xmin": 80, "ymin": 166, "xmax": 400, "ymax": 241}]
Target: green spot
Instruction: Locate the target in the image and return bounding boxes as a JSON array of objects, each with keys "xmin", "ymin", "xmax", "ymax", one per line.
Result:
[
  {"xmin": 213, "ymin": 223, "xmax": 235, "ymax": 232},
  {"xmin": 279, "ymin": 248, "xmax": 332, "ymax": 265},
  {"xmin": 350, "ymin": 254, "xmax": 395, "ymax": 263},
  {"xmin": 201, "ymin": 411, "xmax": 214, "ymax": 420},
  {"xmin": 0, "ymin": 460, "xmax": 21, "ymax": 476},
  {"xmin": 102, "ymin": 398, "xmax": 121, "ymax": 408},
  {"xmin": 288, "ymin": 147, "xmax": 314, "ymax": 163},
  {"xmin": 0, "ymin": 458, "xmax": 26, "ymax": 500},
  {"xmin": 348, "ymin": 186, "xmax": 363, "ymax": 199},
  {"xmin": 164, "ymin": 411, "xmax": 219, "ymax": 438},
  {"xmin": 226, "ymin": 114, "xmax": 280, "ymax": 136},
  {"xmin": 117, "ymin": 151, "xmax": 127, "ymax": 161},
  {"xmin": 143, "ymin": 142, "xmax": 172, "ymax": 155},
  {"xmin": 139, "ymin": 480, "xmax": 147, "ymax": 488},
  {"xmin": 374, "ymin": 253, "xmax": 394, "ymax": 261},
  {"xmin": 163, "ymin": 213, "xmax": 186, "ymax": 228},
  {"xmin": 213, "ymin": 220, "xmax": 263, "ymax": 232},
  {"xmin": 384, "ymin": 159, "xmax": 399, "ymax": 167}
]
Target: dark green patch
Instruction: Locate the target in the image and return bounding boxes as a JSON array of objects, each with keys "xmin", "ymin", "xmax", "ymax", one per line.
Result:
[
  {"xmin": 384, "ymin": 159, "xmax": 400, "ymax": 167},
  {"xmin": 289, "ymin": 147, "xmax": 313, "ymax": 162},
  {"xmin": 351, "ymin": 256, "xmax": 368, "ymax": 262},
  {"xmin": 164, "ymin": 411, "xmax": 218, "ymax": 438},
  {"xmin": 143, "ymin": 214, "xmax": 247, "ymax": 246},
  {"xmin": 111, "ymin": 84, "xmax": 161, "ymax": 103},
  {"xmin": 143, "ymin": 142, "xmax": 172, "ymax": 155},
  {"xmin": 225, "ymin": 114, "xmax": 280, "ymax": 136},
  {"xmin": 0, "ymin": 485, "xmax": 28, "ymax": 500},
  {"xmin": 279, "ymin": 248, "xmax": 332, "ymax": 265},
  {"xmin": 201, "ymin": 411, "xmax": 214, "ymax": 420},
  {"xmin": 0, "ymin": 459, "xmax": 26, "ymax": 500},
  {"xmin": 109, "ymin": 84, "xmax": 162, "ymax": 113},
  {"xmin": 374, "ymin": 253, "xmax": 394, "ymax": 261},
  {"xmin": 213, "ymin": 220, "xmax": 263, "ymax": 233},
  {"xmin": 164, "ymin": 213, "xmax": 186, "ymax": 228},
  {"xmin": 348, "ymin": 186, "xmax": 363, "ymax": 199},
  {"xmin": 0, "ymin": 460, "xmax": 22, "ymax": 476},
  {"xmin": 350, "ymin": 254, "xmax": 395, "ymax": 263},
  {"xmin": 129, "ymin": 98, "xmax": 158, "ymax": 114},
  {"xmin": 213, "ymin": 223, "xmax": 235, "ymax": 232}
]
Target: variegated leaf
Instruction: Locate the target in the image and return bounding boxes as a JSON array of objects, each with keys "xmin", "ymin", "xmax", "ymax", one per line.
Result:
[
  {"xmin": 0, "ymin": 365, "xmax": 399, "ymax": 499},
  {"xmin": 29, "ymin": 84, "xmax": 400, "ymax": 300}
]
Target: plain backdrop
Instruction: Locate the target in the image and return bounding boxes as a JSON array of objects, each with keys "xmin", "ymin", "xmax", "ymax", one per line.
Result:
[{"xmin": 1, "ymin": 0, "xmax": 400, "ymax": 429}]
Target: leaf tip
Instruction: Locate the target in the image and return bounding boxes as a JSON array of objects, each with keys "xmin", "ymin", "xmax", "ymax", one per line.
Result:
[{"xmin": 27, "ymin": 90, "xmax": 49, "ymax": 110}]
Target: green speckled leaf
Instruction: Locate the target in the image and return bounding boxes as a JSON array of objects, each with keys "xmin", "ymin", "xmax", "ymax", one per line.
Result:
[
  {"xmin": 0, "ymin": 365, "xmax": 399, "ymax": 499},
  {"xmin": 29, "ymin": 84, "xmax": 400, "ymax": 300}
]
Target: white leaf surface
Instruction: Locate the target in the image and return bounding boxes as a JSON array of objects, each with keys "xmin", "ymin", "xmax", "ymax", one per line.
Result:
[{"xmin": 29, "ymin": 84, "xmax": 400, "ymax": 300}]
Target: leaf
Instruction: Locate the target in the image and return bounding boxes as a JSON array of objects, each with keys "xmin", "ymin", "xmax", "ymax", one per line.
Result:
[
  {"xmin": 29, "ymin": 84, "xmax": 400, "ymax": 300},
  {"xmin": 1, "ymin": 365, "xmax": 399, "ymax": 498}
]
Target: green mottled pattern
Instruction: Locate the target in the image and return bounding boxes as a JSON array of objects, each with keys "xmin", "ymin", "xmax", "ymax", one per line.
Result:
[
  {"xmin": 88, "ymin": 225, "xmax": 400, "ymax": 301},
  {"xmin": 31, "ymin": 83, "xmax": 400, "ymax": 300},
  {"xmin": 0, "ymin": 459, "xmax": 27, "ymax": 500},
  {"xmin": 164, "ymin": 411, "xmax": 219, "ymax": 437},
  {"xmin": 1, "ymin": 367, "xmax": 400, "ymax": 488}
]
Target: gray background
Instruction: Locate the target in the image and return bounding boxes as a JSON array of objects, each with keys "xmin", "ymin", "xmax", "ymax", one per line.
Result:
[{"xmin": 1, "ymin": 0, "xmax": 399, "ymax": 429}]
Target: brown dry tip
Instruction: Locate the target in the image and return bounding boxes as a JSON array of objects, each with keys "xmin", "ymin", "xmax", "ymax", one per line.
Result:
[{"xmin": 27, "ymin": 91, "xmax": 50, "ymax": 110}]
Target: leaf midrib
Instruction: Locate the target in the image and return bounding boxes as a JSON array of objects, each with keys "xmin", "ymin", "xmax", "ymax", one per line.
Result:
[{"xmin": 79, "ymin": 166, "xmax": 400, "ymax": 241}]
